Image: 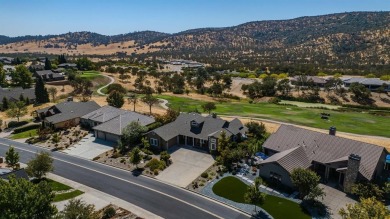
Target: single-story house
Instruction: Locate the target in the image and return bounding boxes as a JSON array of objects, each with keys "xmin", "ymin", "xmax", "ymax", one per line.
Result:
[
  {"xmin": 35, "ymin": 100, "xmax": 100, "ymax": 129},
  {"xmin": 291, "ymin": 76, "xmax": 327, "ymax": 87},
  {"xmin": 35, "ymin": 70, "xmax": 65, "ymax": 82},
  {"xmin": 259, "ymin": 125, "xmax": 388, "ymax": 192},
  {"xmin": 81, "ymin": 105, "xmax": 155, "ymax": 142},
  {"xmin": 342, "ymin": 77, "xmax": 390, "ymax": 91},
  {"xmin": 0, "ymin": 168, "xmax": 29, "ymax": 181},
  {"xmin": 0, "ymin": 57, "xmax": 14, "ymax": 65},
  {"xmin": 0, "ymin": 87, "xmax": 36, "ymax": 104},
  {"xmin": 58, "ymin": 63, "xmax": 77, "ymax": 69},
  {"xmin": 146, "ymin": 113, "xmax": 246, "ymax": 151}
]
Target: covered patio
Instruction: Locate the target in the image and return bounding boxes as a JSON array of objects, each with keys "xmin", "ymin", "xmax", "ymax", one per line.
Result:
[{"xmin": 177, "ymin": 135, "xmax": 209, "ymax": 151}]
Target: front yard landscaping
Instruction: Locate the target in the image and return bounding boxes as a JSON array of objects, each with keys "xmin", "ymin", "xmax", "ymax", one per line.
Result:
[
  {"xmin": 10, "ymin": 129, "xmax": 38, "ymax": 139},
  {"xmin": 212, "ymin": 176, "xmax": 311, "ymax": 219},
  {"xmin": 33, "ymin": 178, "xmax": 84, "ymax": 202}
]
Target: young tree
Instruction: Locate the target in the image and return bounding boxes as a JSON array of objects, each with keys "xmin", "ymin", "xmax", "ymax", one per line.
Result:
[
  {"xmin": 129, "ymin": 147, "xmax": 143, "ymax": 169},
  {"xmin": 339, "ymin": 197, "xmax": 390, "ymax": 219},
  {"xmin": 245, "ymin": 121, "xmax": 266, "ymax": 139},
  {"xmin": 107, "ymin": 90, "xmax": 124, "ymax": 108},
  {"xmin": 6, "ymin": 101, "xmax": 28, "ymax": 122},
  {"xmin": 291, "ymin": 168, "xmax": 325, "ymax": 200},
  {"xmin": 160, "ymin": 151, "xmax": 171, "ymax": 165},
  {"xmin": 244, "ymin": 177, "xmax": 266, "ymax": 214},
  {"xmin": 128, "ymin": 93, "xmax": 138, "ymax": 112},
  {"xmin": 59, "ymin": 199, "xmax": 99, "ymax": 219},
  {"xmin": 121, "ymin": 121, "xmax": 148, "ymax": 148},
  {"xmin": 48, "ymin": 87, "xmax": 57, "ymax": 102},
  {"xmin": 277, "ymin": 78, "xmax": 292, "ymax": 96},
  {"xmin": 35, "ymin": 77, "xmax": 50, "ymax": 104},
  {"xmin": 201, "ymin": 102, "xmax": 216, "ymax": 114},
  {"xmin": 5, "ymin": 146, "xmax": 19, "ymax": 170},
  {"xmin": 0, "ymin": 176, "xmax": 57, "ymax": 218},
  {"xmin": 44, "ymin": 57, "xmax": 52, "ymax": 70},
  {"xmin": 26, "ymin": 151, "xmax": 54, "ymax": 179},
  {"xmin": 2, "ymin": 97, "xmax": 9, "ymax": 110},
  {"xmin": 217, "ymin": 131, "xmax": 230, "ymax": 152},
  {"xmin": 141, "ymin": 94, "xmax": 159, "ymax": 115}
]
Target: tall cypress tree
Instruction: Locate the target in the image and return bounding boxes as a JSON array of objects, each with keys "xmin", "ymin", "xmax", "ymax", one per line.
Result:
[
  {"xmin": 35, "ymin": 77, "xmax": 49, "ymax": 104},
  {"xmin": 2, "ymin": 97, "xmax": 8, "ymax": 110},
  {"xmin": 44, "ymin": 58, "xmax": 52, "ymax": 70}
]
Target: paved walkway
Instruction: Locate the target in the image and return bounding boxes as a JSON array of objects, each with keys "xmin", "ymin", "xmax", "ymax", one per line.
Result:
[
  {"xmin": 62, "ymin": 134, "xmax": 114, "ymax": 160},
  {"xmin": 158, "ymin": 98, "xmax": 169, "ymax": 109},
  {"xmin": 96, "ymin": 74, "xmax": 114, "ymax": 96},
  {"xmin": 319, "ymin": 184, "xmax": 356, "ymax": 219},
  {"xmin": 156, "ymin": 146, "xmax": 215, "ymax": 188},
  {"xmin": 49, "ymin": 173, "xmax": 162, "ymax": 218}
]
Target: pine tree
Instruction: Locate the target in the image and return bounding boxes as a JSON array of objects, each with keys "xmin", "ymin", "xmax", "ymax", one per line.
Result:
[
  {"xmin": 44, "ymin": 58, "xmax": 52, "ymax": 70},
  {"xmin": 2, "ymin": 97, "xmax": 9, "ymax": 110},
  {"xmin": 35, "ymin": 77, "xmax": 50, "ymax": 104}
]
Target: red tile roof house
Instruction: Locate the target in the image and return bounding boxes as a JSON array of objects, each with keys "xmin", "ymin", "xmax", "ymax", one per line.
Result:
[
  {"xmin": 145, "ymin": 113, "xmax": 246, "ymax": 152},
  {"xmin": 259, "ymin": 125, "xmax": 388, "ymax": 193}
]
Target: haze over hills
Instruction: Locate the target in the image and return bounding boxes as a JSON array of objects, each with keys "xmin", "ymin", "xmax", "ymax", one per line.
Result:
[{"xmin": 1, "ymin": 12, "xmax": 390, "ymax": 72}]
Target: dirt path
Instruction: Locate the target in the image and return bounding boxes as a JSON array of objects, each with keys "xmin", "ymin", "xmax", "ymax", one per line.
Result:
[{"xmin": 97, "ymin": 75, "xmax": 115, "ymax": 96}]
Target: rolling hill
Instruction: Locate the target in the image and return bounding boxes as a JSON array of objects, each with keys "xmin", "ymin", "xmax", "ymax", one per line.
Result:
[{"xmin": 1, "ymin": 12, "xmax": 390, "ymax": 72}]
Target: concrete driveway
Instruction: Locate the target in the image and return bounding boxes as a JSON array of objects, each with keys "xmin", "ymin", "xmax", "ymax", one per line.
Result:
[
  {"xmin": 63, "ymin": 133, "xmax": 114, "ymax": 160},
  {"xmin": 319, "ymin": 183, "xmax": 357, "ymax": 219},
  {"xmin": 156, "ymin": 146, "xmax": 215, "ymax": 188}
]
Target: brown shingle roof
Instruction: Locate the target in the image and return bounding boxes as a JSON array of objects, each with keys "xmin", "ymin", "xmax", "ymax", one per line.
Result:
[
  {"xmin": 260, "ymin": 146, "xmax": 312, "ymax": 173},
  {"xmin": 263, "ymin": 125, "xmax": 386, "ymax": 180}
]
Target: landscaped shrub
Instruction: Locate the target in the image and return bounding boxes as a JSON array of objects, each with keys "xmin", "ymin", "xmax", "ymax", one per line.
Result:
[
  {"xmin": 25, "ymin": 137, "xmax": 40, "ymax": 144},
  {"xmin": 12, "ymin": 124, "xmax": 41, "ymax": 134},
  {"xmin": 145, "ymin": 158, "xmax": 166, "ymax": 171},
  {"xmin": 201, "ymin": 172, "xmax": 209, "ymax": 178},
  {"xmin": 102, "ymin": 206, "xmax": 116, "ymax": 219},
  {"xmin": 153, "ymin": 169, "xmax": 159, "ymax": 175},
  {"xmin": 8, "ymin": 121, "xmax": 28, "ymax": 128}
]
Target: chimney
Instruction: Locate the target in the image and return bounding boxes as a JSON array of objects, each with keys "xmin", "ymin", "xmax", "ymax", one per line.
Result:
[
  {"xmin": 329, "ymin": 126, "xmax": 336, "ymax": 136},
  {"xmin": 67, "ymin": 96, "xmax": 73, "ymax": 102},
  {"xmin": 343, "ymin": 154, "xmax": 361, "ymax": 193}
]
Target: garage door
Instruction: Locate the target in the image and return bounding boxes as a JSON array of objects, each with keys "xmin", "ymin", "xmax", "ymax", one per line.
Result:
[
  {"xmin": 97, "ymin": 131, "xmax": 105, "ymax": 140},
  {"xmin": 105, "ymin": 133, "xmax": 120, "ymax": 142}
]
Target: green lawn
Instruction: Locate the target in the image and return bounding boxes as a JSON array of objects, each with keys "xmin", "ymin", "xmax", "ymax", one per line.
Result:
[
  {"xmin": 54, "ymin": 190, "xmax": 84, "ymax": 202},
  {"xmin": 32, "ymin": 178, "xmax": 83, "ymax": 202},
  {"xmin": 157, "ymin": 94, "xmax": 390, "ymax": 137},
  {"xmin": 212, "ymin": 177, "xmax": 310, "ymax": 219},
  {"xmin": 79, "ymin": 71, "xmax": 102, "ymax": 79},
  {"xmin": 10, "ymin": 129, "xmax": 38, "ymax": 139}
]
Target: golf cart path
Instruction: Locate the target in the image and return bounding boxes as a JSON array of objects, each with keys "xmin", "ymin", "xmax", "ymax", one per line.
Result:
[{"xmin": 97, "ymin": 74, "xmax": 115, "ymax": 96}]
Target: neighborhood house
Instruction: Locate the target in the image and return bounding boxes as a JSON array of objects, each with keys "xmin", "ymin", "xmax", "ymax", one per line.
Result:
[
  {"xmin": 259, "ymin": 125, "xmax": 388, "ymax": 192},
  {"xmin": 35, "ymin": 70, "xmax": 65, "ymax": 82},
  {"xmin": 0, "ymin": 87, "xmax": 36, "ymax": 104},
  {"xmin": 146, "ymin": 113, "xmax": 246, "ymax": 151},
  {"xmin": 35, "ymin": 100, "xmax": 101, "ymax": 129},
  {"xmin": 81, "ymin": 106, "xmax": 155, "ymax": 142}
]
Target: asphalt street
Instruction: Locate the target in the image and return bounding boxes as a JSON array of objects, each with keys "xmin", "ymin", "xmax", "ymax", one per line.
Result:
[{"xmin": 0, "ymin": 138, "xmax": 250, "ymax": 219}]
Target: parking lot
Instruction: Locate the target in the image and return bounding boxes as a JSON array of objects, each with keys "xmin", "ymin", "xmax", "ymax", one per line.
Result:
[
  {"xmin": 156, "ymin": 146, "xmax": 215, "ymax": 187},
  {"xmin": 63, "ymin": 133, "xmax": 114, "ymax": 160}
]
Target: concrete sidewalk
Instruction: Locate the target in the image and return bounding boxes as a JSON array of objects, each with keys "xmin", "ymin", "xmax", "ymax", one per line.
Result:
[{"xmin": 48, "ymin": 173, "xmax": 162, "ymax": 219}]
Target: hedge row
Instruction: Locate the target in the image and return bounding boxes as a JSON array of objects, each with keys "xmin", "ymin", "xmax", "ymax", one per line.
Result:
[
  {"xmin": 8, "ymin": 121, "xmax": 29, "ymax": 128},
  {"xmin": 13, "ymin": 124, "xmax": 41, "ymax": 134}
]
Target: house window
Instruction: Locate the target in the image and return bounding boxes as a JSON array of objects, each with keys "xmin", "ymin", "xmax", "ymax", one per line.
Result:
[
  {"xmin": 210, "ymin": 138, "xmax": 217, "ymax": 150},
  {"xmin": 270, "ymin": 171, "xmax": 282, "ymax": 182},
  {"xmin": 150, "ymin": 138, "xmax": 158, "ymax": 146},
  {"xmin": 191, "ymin": 121, "xmax": 198, "ymax": 127}
]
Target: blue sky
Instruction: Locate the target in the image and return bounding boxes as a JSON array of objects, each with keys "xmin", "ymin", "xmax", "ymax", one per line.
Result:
[{"xmin": 0, "ymin": 0, "xmax": 389, "ymax": 36}]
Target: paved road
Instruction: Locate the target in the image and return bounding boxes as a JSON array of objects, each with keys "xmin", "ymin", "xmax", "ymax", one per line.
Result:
[
  {"xmin": 97, "ymin": 74, "xmax": 114, "ymax": 96},
  {"xmin": 0, "ymin": 138, "xmax": 250, "ymax": 219}
]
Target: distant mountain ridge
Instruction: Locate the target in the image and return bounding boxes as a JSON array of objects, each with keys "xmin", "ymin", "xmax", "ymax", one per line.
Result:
[{"xmin": 1, "ymin": 12, "xmax": 390, "ymax": 72}]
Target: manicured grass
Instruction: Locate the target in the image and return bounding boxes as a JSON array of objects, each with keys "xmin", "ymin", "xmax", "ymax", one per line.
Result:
[
  {"xmin": 10, "ymin": 129, "xmax": 38, "ymax": 139},
  {"xmin": 212, "ymin": 176, "xmax": 310, "ymax": 219},
  {"xmin": 54, "ymin": 190, "xmax": 84, "ymax": 202},
  {"xmin": 46, "ymin": 179, "xmax": 72, "ymax": 191},
  {"xmin": 79, "ymin": 71, "xmax": 102, "ymax": 79},
  {"xmin": 157, "ymin": 94, "xmax": 390, "ymax": 137},
  {"xmin": 279, "ymin": 100, "xmax": 341, "ymax": 109}
]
